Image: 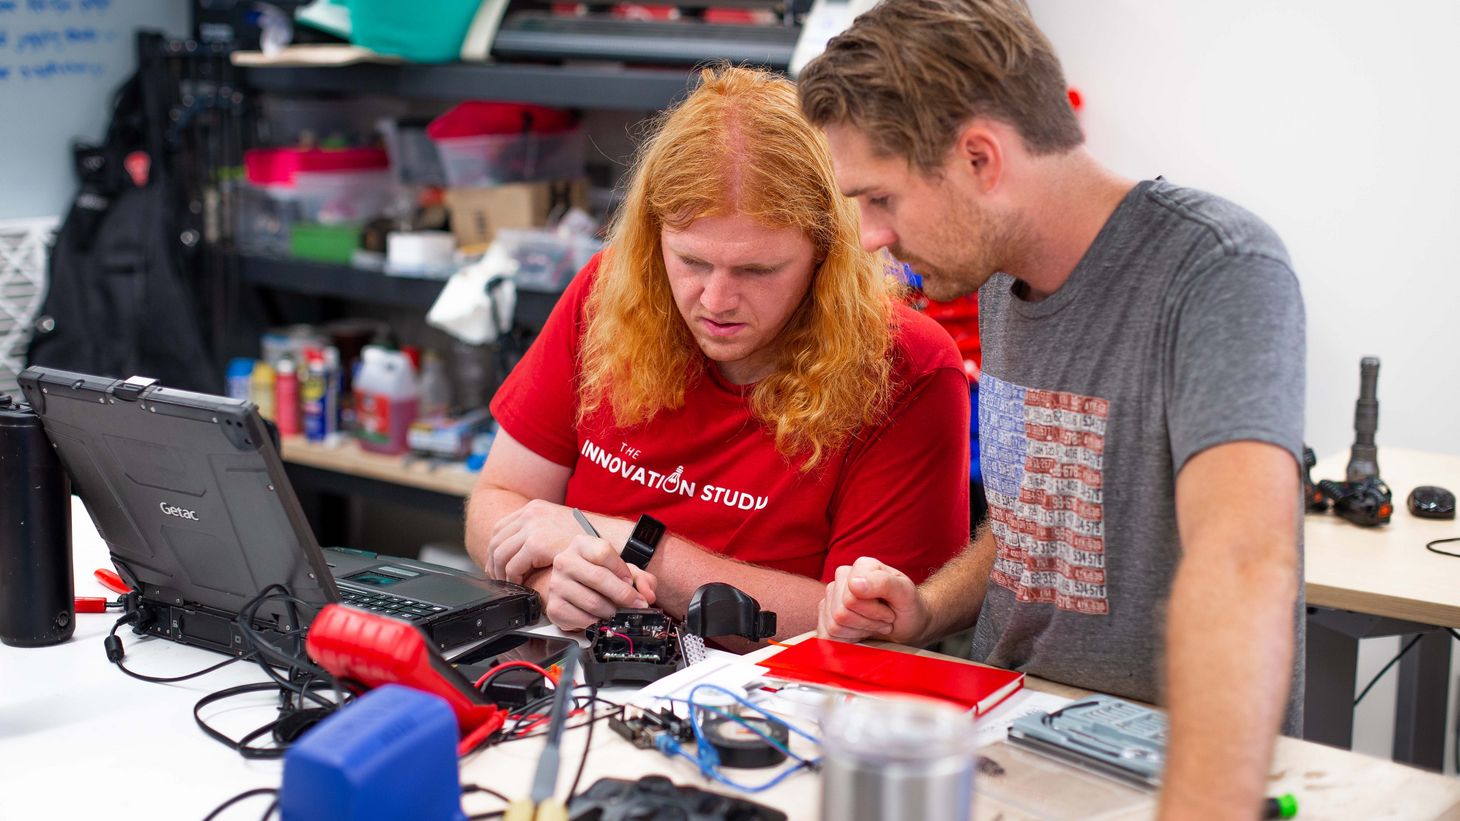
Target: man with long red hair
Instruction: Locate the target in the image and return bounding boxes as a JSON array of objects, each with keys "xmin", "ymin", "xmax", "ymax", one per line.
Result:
[{"xmin": 465, "ymin": 66, "xmax": 970, "ymax": 637}]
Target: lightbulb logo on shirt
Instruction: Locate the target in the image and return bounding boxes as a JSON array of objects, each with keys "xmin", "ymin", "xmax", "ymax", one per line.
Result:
[
  {"xmin": 579, "ymin": 438, "xmax": 769, "ymax": 511},
  {"xmin": 980, "ymin": 374, "xmax": 1109, "ymax": 615}
]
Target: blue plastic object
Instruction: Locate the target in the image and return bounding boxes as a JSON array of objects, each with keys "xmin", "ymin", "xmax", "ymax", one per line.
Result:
[{"xmin": 280, "ymin": 685, "xmax": 466, "ymax": 821}]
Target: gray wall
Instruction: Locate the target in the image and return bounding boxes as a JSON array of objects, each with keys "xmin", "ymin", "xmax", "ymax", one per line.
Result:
[{"xmin": 0, "ymin": 0, "xmax": 190, "ymax": 221}]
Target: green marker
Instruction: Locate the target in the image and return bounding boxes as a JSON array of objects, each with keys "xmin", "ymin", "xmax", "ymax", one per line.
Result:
[{"xmin": 1262, "ymin": 793, "xmax": 1298, "ymax": 819}]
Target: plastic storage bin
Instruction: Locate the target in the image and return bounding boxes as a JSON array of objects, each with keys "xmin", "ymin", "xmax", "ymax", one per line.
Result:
[
  {"xmin": 494, "ymin": 228, "xmax": 602, "ymax": 292},
  {"xmin": 434, "ymin": 129, "xmax": 586, "ymax": 187},
  {"xmin": 291, "ymin": 223, "xmax": 360, "ymax": 264}
]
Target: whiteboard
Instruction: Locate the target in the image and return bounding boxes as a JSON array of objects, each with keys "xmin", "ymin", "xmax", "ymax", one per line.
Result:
[{"xmin": 0, "ymin": 0, "xmax": 189, "ymax": 221}]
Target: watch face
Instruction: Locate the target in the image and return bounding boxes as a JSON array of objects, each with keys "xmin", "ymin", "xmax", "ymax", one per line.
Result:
[{"xmin": 632, "ymin": 515, "xmax": 665, "ymax": 548}]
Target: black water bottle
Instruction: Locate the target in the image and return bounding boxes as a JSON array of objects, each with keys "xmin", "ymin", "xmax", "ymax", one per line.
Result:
[{"xmin": 0, "ymin": 394, "xmax": 74, "ymax": 646}]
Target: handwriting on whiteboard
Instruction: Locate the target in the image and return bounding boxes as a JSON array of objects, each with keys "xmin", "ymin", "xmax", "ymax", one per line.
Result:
[{"xmin": 0, "ymin": 0, "xmax": 118, "ymax": 82}]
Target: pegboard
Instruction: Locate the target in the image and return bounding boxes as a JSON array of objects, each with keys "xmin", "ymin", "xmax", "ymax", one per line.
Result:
[{"xmin": 0, "ymin": 218, "xmax": 56, "ymax": 398}]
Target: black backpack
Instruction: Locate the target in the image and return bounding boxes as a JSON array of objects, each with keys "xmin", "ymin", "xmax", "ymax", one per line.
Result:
[{"xmin": 26, "ymin": 32, "xmax": 219, "ymax": 392}]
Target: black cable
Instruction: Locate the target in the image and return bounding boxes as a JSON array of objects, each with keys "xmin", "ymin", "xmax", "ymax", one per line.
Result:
[
  {"xmin": 568, "ymin": 685, "xmax": 608, "ymax": 803},
  {"xmin": 1425, "ymin": 536, "xmax": 1460, "ymax": 558},
  {"xmin": 201, "ymin": 787, "xmax": 278, "ymax": 821},
  {"xmin": 260, "ymin": 798, "xmax": 278, "ymax": 821},
  {"xmin": 106, "ymin": 615, "xmax": 247, "ymax": 683},
  {"xmin": 461, "ymin": 784, "xmax": 512, "ymax": 804},
  {"xmin": 1353, "ymin": 634, "xmax": 1425, "ymax": 707}
]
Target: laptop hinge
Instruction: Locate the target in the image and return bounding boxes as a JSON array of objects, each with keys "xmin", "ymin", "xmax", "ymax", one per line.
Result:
[{"xmin": 113, "ymin": 375, "xmax": 158, "ymax": 402}]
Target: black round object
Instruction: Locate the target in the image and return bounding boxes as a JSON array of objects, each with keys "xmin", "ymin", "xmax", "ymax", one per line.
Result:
[
  {"xmin": 703, "ymin": 714, "xmax": 789, "ymax": 769},
  {"xmin": 0, "ymin": 396, "xmax": 73, "ymax": 647},
  {"xmin": 1408, "ymin": 485, "xmax": 1456, "ymax": 520}
]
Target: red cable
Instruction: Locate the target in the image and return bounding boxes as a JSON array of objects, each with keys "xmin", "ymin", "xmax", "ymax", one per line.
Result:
[
  {"xmin": 473, "ymin": 659, "xmax": 558, "ymax": 689},
  {"xmin": 602, "ymin": 627, "xmax": 634, "ymax": 655},
  {"xmin": 456, "ymin": 713, "xmax": 505, "ymax": 757}
]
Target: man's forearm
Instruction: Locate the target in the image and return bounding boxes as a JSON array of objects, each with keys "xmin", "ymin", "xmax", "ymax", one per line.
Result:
[
  {"xmin": 912, "ymin": 525, "xmax": 997, "ymax": 644},
  {"xmin": 464, "ymin": 487, "xmax": 530, "ymax": 568},
  {"xmin": 646, "ymin": 537, "xmax": 828, "ymax": 639},
  {"xmin": 1159, "ymin": 545, "xmax": 1296, "ymax": 820}
]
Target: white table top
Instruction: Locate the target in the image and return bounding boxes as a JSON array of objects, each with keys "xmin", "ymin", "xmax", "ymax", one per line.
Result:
[
  {"xmin": 1306, "ymin": 448, "xmax": 1460, "ymax": 626},
  {"xmin": 4, "ymin": 499, "xmax": 1460, "ymax": 819}
]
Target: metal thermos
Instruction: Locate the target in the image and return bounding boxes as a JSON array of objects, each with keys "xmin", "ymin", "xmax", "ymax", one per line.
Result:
[
  {"xmin": 820, "ymin": 695, "xmax": 980, "ymax": 821},
  {"xmin": 0, "ymin": 394, "xmax": 74, "ymax": 647}
]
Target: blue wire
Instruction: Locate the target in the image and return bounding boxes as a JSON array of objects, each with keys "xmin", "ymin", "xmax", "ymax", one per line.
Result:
[
  {"xmin": 682, "ymin": 683, "xmax": 823, "ymax": 745},
  {"xmin": 648, "ymin": 683, "xmax": 824, "ymax": 794},
  {"xmin": 658, "ymin": 697, "xmax": 804, "ymax": 763}
]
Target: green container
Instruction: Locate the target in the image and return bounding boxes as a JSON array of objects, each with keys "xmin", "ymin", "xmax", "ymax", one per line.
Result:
[
  {"xmin": 348, "ymin": 0, "xmax": 481, "ymax": 64},
  {"xmin": 291, "ymin": 223, "xmax": 360, "ymax": 264}
]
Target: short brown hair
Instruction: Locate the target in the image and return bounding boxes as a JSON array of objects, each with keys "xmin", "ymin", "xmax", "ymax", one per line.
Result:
[{"xmin": 798, "ymin": 0, "xmax": 1083, "ymax": 171}]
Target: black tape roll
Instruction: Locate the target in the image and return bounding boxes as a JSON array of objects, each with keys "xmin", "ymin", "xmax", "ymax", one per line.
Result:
[{"xmin": 703, "ymin": 714, "xmax": 790, "ymax": 769}]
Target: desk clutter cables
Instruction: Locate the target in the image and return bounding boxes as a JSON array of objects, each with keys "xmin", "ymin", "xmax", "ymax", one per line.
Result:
[{"xmin": 97, "ymin": 579, "xmax": 799, "ymax": 820}]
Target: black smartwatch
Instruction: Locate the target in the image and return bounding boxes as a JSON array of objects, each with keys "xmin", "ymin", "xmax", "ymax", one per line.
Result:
[{"xmin": 621, "ymin": 514, "xmax": 665, "ymax": 570}]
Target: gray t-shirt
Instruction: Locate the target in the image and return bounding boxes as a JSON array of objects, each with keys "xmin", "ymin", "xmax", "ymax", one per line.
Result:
[{"xmin": 972, "ymin": 178, "xmax": 1305, "ymax": 731}]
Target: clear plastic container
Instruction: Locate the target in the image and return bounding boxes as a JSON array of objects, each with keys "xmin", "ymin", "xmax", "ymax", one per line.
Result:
[
  {"xmin": 434, "ymin": 128, "xmax": 587, "ymax": 188},
  {"xmin": 234, "ymin": 182, "xmax": 301, "ymax": 256},
  {"xmin": 293, "ymin": 170, "xmax": 397, "ymax": 225},
  {"xmin": 493, "ymin": 228, "xmax": 603, "ymax": 292}
]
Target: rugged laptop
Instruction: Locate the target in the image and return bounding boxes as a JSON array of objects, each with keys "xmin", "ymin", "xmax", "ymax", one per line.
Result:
[{"xmin": 18, "ymin": 366, "xmax": 540, "ymax": 655}]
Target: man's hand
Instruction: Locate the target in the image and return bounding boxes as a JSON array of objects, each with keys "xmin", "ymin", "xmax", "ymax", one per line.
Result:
[
  {"xmin": 544, "ymin": 535, "xmax": 658, "ymax": 631},
  {"xmin": 485, "ymin": 498, "xmax": 583, "ymax": 583},
  {"xmin": 817, "ymin": 556, "xmax": 932, "ymax": 645}
]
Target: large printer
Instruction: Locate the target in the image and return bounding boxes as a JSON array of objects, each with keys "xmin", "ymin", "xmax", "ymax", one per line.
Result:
[{"xmin": 470, "ymin": 0, "xmax": 879, "ymax": 75}]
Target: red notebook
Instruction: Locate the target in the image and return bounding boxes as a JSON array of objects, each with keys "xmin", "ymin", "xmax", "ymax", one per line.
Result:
[{"xmin": 760, "ymin": 638, "xmax": 1023, "ymax": 715}]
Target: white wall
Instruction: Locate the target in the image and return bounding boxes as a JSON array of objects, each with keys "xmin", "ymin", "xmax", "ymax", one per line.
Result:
[
  {"xmin": 1029, "ymin": 0, "xmax": 1460, "ymax": 460},
  {"xmin": 1027, "ymin": 0, "xmax": 1459, "ymax": 774},
  {"xmin": 0, "ymin": 0, "xmax": 190, "ymax": 221}
]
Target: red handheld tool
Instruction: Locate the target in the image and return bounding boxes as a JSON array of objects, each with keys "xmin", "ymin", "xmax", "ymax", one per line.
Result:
[
  {"xmin": 94, "ymin": 569, "xmax": 130, "ymax": 594},
  {"xmin": 305, "ymin": 603, "xmax": 507, "ymax": 736}
]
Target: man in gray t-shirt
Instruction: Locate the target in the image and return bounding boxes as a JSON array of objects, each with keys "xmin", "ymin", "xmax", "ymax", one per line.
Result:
[
  {"xmin": 973, "ymin": 178, "xmax": 1305, "ymax": 730},
  {"xmin": 800, "ymin": 1, "xmax": 1305, "ymax": 817}
]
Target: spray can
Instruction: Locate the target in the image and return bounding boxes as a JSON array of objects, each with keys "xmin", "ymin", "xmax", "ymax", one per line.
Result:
[
  {"xmin": 0, "ymin": 395, "xmax": 74, "ymax": 647},
  {"xmin": 275, "ymin": 358, "xmax": 301, "ymax": 437},
  {"xmin": 301, "ymin": 348, "xmax": 329, "ymax": 443}
]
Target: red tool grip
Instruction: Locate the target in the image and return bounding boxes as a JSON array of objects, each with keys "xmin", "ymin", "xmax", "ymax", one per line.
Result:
[
  {"xmin": 94, "ymin": 569, "xmax": 130, "ymax": 594},
  {"xmin": 305, "ymin": 603, "xmax": 506, "ymax": 735}
]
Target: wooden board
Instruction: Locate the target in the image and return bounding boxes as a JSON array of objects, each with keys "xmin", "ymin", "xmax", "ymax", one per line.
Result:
[
  {"xmin": 279, "ymin": 435, "xmax": 479, "ymax": 498},
  {"xmin": 1306, "ymin": 448, "xmax": 1460, "ymax": 626}
]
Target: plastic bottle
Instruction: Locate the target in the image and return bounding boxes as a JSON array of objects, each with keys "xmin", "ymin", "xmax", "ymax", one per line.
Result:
[
  {"xmin": 354, "ymin": 346, "xmax": 419, "ymax": 455},
  {"xmin": 251, "ymin": 360, "xmax": 276, "ymax": 420},
  {"xmin": 418, "ymin": 350, "xmax": 451, "ymax": 419},
  {"xmin": 275, "ymin": 357, "xmax": 302, "ymax": 437},
  {"xmin": 226, "ymin": 358, "xmax": 254, "ymax": 401}
]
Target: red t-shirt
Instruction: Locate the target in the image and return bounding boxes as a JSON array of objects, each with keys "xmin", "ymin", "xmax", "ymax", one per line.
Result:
[{"xmin": 490, "ymin": 255, "xmax": 970, "ymax": 584}]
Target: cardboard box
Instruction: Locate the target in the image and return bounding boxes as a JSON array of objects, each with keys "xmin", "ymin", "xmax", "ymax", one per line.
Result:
[{"xmin": 444, "ymin": 179, "xmax": 588, "ymax": 253}]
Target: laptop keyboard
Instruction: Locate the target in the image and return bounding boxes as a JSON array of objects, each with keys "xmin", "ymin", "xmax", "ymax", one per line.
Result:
[{"xmin": 338, "ymin": 587, "xmax": 446, "ymax": 623}]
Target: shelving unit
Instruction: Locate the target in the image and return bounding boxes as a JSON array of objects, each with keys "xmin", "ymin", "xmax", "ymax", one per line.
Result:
[
  {"xmin": 233, "ymin": 254, "xmax": 561, "ymax": 325},
  {"xmin": 233, "ymin": 57, "xmax": 690, "ymax": 539},
  {"xmin": 241, "ymin": 61, "xmax": 698, "ymax": 110}
]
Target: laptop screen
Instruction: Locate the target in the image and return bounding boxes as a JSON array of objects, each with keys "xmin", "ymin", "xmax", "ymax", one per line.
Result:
[{"xmin": 18, "ymin": 367, "xmax": 337, "ymax": 629}]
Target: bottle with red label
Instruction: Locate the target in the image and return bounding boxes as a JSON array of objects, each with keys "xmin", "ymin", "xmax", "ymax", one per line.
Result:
[
  {"xmin": 275, "ymin": 357, "xmax": 302, "ymax": 437},
  {"xmin": 353, "ymin": 346, "xmax": 418, "ymax": 455}
]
